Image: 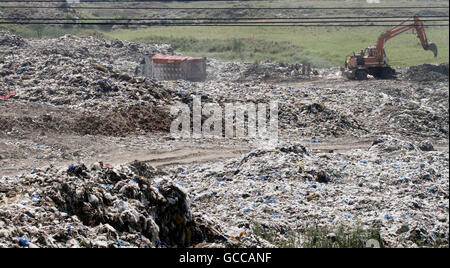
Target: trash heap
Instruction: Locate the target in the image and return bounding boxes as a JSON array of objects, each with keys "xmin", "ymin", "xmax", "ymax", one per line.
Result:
[
  {"xmin": 1, "ymin": 31, "xmax": 447, "ymax": 140},
  {"xmin": 164, "ymin": 76, "xmax": 448, "ymax": 139},
  {"xmin": 0, "ymin": 31, "xmax": 448, "ymax": 248},
  {"xmin": 0, "ymin": 31, "xmax": 27, "ymax": 47},
  {"xmin": 167, "ymin": 138, "xmax": 449, "ymax": 247},
  {"xmin": 207, "ymin": 59, "xmax": 318, "ymax": 82},
  {"xmin": 0, "ymin": 32, "xmax": 178, "ymax": 137},
  {"xmin": 405, "ymin": 63, "xmax": 449, "ymax": 83},
  {"xmin": 0, "ymin": 161, "xmax": 226, "ymax": 248},
  {"xmin": 0, "ymin": 33, "xmax": 175, "ymax": 109}
]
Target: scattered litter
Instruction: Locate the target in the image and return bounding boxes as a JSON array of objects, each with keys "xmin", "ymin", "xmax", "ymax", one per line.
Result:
[
  {"xmin": 165, "ymin": 141, "xmax": 449, "ymax": 247},
  {"xmin": 0, "ymin": 30, "xmax": 448, "ymax": 248},
  {"xmin": 0, "ymin": 92, "xmax": 15, "ymax": 100}
]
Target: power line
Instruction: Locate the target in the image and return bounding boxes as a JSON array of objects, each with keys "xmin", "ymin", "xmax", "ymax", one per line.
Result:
[
  {"xmin": 1, "ymin": 21, "xmax": 447, "ymax": 27},
  {"xmin": 1, "ymin": 19, "xmax": 448, "ymax": 24},
  {"xmin": 0, "ymin": 5, "xmax": 448, "ymax": 10},
  {"xmin": 0, "ymin": 0, "xmax": 448, "ymax": 5},
  {"xmin": 1, "ymin": 15, "xmax": 448, "ymax": 21}
]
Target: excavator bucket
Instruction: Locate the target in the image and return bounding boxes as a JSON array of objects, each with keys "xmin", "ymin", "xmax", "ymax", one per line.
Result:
[{"xmin": 425, "ymin": 43, "xmax": 438, "ymax": 58}]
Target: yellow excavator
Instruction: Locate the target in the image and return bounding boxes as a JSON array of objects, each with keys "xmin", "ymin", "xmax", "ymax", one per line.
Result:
[{"xmin": 343, "ymin": 16, "xmax": 438, "ymax": 80}]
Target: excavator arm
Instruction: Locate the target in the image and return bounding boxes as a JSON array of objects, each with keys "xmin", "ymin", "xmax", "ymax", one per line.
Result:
[
  {"xmin": 414, "ymin": 17, "xmax": 439, "ymax": 57},
  {"xmin": 376, "ymin": 16, "xmax": 438, "ymax": 59}
]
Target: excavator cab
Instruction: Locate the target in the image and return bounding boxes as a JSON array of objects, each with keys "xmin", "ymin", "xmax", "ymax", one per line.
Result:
[{"xmin": 366, "ymin": 47, "xmax": 376, "ymax": 57}]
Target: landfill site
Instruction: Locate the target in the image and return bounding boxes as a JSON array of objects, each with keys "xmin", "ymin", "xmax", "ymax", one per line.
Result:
[{"xmin": 0, "ymin": 3, "xmax": 449, "ymax": 249}]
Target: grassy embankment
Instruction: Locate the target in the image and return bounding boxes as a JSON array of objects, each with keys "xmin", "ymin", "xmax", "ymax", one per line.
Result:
[
  {"xmin": 102, "ymin": 0, "xmax": 448, "ymax": 67},
  {"xmin": 105, "ymin": 25, "xmax": 449, "ymax": 67},
  {"xmin": 1, "ymin": 0, "xmax": 448, "ymax": 67}
]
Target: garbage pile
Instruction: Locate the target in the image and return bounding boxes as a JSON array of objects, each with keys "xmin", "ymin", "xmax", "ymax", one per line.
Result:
[
  {"xmin": 167, "ymin": 139, "xmax": 449, "ymax": 247},
  {"xmin": 0, "ymin": 161, "xmax": 226, "ymax": 248},
  {"xmin": 405, "ymin": 63, "xmax": 449, "ymax": 82},
  {"xmin": 0, "ymin": 31, "xmax": 180, "ymax": 137},
  {"xmin": 207, "ymin": 59, "xmax": 318, "ymax": 82},
  {"xmin": 0, "ymin": 32, "xmax": 175, "ymax": 110},
  {"xmin": 279, "ymin": 101, "xmax": 367, "ymax": 138},
  {"xmin": 0, "ymin": 31, "xmax": 27, "ymax": 47},
  {"xmin": 164, "ymin": 81, "xmax": 368, "ymax": 139},
  {"xmin": 0, "ymin": 31, "xmax": 448, "ymax": 249},
  {"xmin": 165, "ymin": 76, "xmax": 448, "ymax": 139}
]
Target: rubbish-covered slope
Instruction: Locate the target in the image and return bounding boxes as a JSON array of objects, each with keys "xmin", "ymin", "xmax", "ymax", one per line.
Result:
[{"xmin": 0, "ymin": 161, "xmax": 225, "ymax": 248}]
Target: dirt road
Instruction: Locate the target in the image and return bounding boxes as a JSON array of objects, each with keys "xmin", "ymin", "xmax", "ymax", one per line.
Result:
[{"xmin": 2, "ymin": 132, "xmax": 447, "ymax": 177}]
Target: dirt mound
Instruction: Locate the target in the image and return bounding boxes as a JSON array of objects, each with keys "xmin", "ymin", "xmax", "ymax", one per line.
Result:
[
  {"xmin": 0, "ymin": 103, "xmax": 172, "ymax": 137},
  {"xmin": 406, "ymin": 63, "xmax": 449, "ymax": 82},
  {"xmin": 73, "ymin": 105, "xmax": 173, "ymax": 136}
]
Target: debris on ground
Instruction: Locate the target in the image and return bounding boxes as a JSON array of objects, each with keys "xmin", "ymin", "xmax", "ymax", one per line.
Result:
[
  {"xmin": 0, "ymin": 161, "xmax": 226, "ymax": 248},
  {"xmin": 0, "ymin": 92, "xmax": 15, "ymax": 100},
  {"xmin": 0, "ymin": 31, "xmax": 27, "ymax": 47},
  {"xmin": 0, "ymin": 31, "xmax": 448, "ymax": 248},
  {"xmin": 166, "ymin": 140, "xmax": 449, "ymax": 247},
  {"xmin": 207, "ymin": 59, "xmax": 320, "ymax": 82},
  {"xmin": 405, "ymin": 63, "xmax": 449, "ymax": 82}
]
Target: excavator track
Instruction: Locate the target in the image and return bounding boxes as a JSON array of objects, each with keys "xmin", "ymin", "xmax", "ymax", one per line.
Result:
[
  {"xmin": 355, "ymin": 69, "xmax": 368, "ymax": 80},
  {"xmin": 343, "ymin": 69, "xmax": 368, "ymax": 80},
  {"xmin": 369, "ymin": 67, "xmax": 397, "ymax": 79}
]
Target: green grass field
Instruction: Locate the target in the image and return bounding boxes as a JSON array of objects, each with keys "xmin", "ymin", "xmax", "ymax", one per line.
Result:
[
  {"xmin": 1, "ymin": 0, "xmax": 448, "ymax": 67},
  {"xmin": 105, "ymin": 25, "xmax": 449, "ymax": 67}
]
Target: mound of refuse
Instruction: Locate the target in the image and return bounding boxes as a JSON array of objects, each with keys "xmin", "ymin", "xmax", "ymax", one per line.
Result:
[
  {"xmin": 0, "ymin": 31, "xmax": 27, "ymax": 47},
  {"xmin": 0, "ymin": 31, "xmax": 181, "ymax": 137},
  {"xmin": 406, "ymin": 63, "xmax": 449, "ymax": 82},
  {"xmin": 207, "ymin": 59, "xmax": 319, "ymax": 82},
  {"xmin": 0, "ymin": 32, "xmax": 176, "ymax": 110},
  {"xmin": 167, "ymin": 141, "xmax": 449, "ymax": 247},
  {"xmin": 370, "ymin": 135, "xmax": 417, "ymax": 153},
  {"xmin": 280, "ymin": 102, "xmax": 367, "ymax": 138},
  {"xmin": 0, "ymin": 161, "xmax": 226, "ymax": 248}
]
